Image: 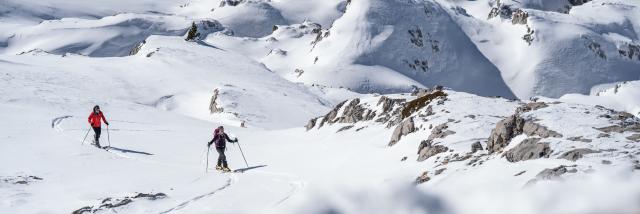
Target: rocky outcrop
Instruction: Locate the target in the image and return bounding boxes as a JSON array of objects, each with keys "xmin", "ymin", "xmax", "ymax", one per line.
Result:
[
  {"xmin": 428, "ymin": 123, "xmax": 455, "ymax": 140},
  {"xmin": 471, "ymin": 141, "xmax": 483, "ymax": 153},
  {"xmin": 129, "ymin": 40, "xmax": 146, "ymax": 55},
  {"xmin": 504, "ymin": 138, "xmax": 552, "ymax": 162},
  {"xmin": 307, "ymin": 95, "xmax": 406, "ymax": 130},
  {"xmin": 511, "ymin": 9, "xmax": 528, "ymax": 25},
  {"xmin": 487, "ymin": 115, "xmax": 525, "ymax": 153},
  {"xmin": 209, "ymin": 89, "xmax": 224, "ymax": 114},
  {"xmin": 337, "ymin": 99, "xmax": 376, "ymax": 123},
  {"xmin": 558, "ymin": 148, "xmax": 599, "ymax": 161},
  {"xmin": 525, "ymin": 165, "xmax": 577, "ymax": 187},
  {"xmin": 1, "ymin": 175, "xmax": 42, "ymax": 185},
  {"xmin": 401, "ymin": 90, "xmax": 447, "ymax": 119},
  {"xmin": 415, "ymin": 171, "xmax": 431, "ymax": 184},
  {"xmin": 305, "ymin": 117, "xmax": 318, "ymax": 131},
  {"xmin": 388, "ymin": 117, "xmax": 416, "ymax": 146},
  {"xmin": 627, "ymin": 134, "xmax": 640, "ymax": 142},
  {"xmin": 417, "ymin": 140, "xmax": 449, "ymax": 161},
  {"xmin": 567, "ymin": 136, "xmax": 592, "ymax": 143},
  {"xmin": 73, "ymin": 192, "xmax": 167, "ymax": 214},
  {"xmin": 516, "ymin": 102, "xmax": 548, "ymax": 114},
  {"xmin": 487, "ymin": 113, "xmax": 562, "ymax": 153}
]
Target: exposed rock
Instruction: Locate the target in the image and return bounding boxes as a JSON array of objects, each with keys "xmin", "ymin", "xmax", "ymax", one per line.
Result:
[
  {"xmin": 514, "ymin": 171, "xmax": 526, "ymax": 176},
  {"xmin": 435, "ymin": 168, "xmax": 446, "ymax": 175},
  {"xmin": 428, "ymin": 123, "xmax": 455, "ymax": 140},
  {"xmin": 627, "ymin": 134, "xmax": 640, "ymax": 142},
  {"xmin": 1, "ymin": 175, "xmax": 43, "ymax": 185},
  {"xmin": 73, "ymin": 192, "xmax": 167, "ymax": 214},
  {"xmin": 596, "ymin": 124, "xmax": 640, "ymax": 133},
  {"xmin": 523, "ymin": 26, "xmax": 534, "ymax": 45},
  {"xmin": 317, "ymin": 100, "xmax": 347, "ymax": 128},
  {"xmin": 522, "ymin": 121, "xmax": 563, "ymax": 138},
  {"xmin": 377, "ymin": 96, "xmax": 405, "ymax": 115},
  {"xmin": 401, "ymin": 156, "xmax": 407, "ymax": 161},
  {"xmin": 597, "ymin": 133, "xmax": 610, "ymax": 138},
  {"xmin": 401, "ymin": 91, "xmax": 447, "ymax": 119},
  {"xmin": 415, "ymin": 171, "xmax": 431, "ymax": 184},
  {"xmin": 602, "ymin": 160, "xmax": 612, "ymax": 165},
  {"xmin": 388, "ymin": 117, "xmax": 416, "ymax": 146},
  {"xmin": 516, "ymin": 102, "xmax": 548, "ymax": 114},
  {"xmin": 209, "ymin": 89, "xmax": 224, "ymax": 114},
  {"xmin": 511, "ymin": 9, "xmax": 528, "ymax": 25},
  {"xmin": 488, "ymin": 3, "xmax": 513, "ymax": 19},
  {"xmin": 305, "ymin": 117, "xmax": 318, "ymax": 131},
  {"xmin": 559, "ymin": 148, "xmax": 599, "ymax": 161},
  {"xmin": 567, "ymin": 136, "xmax": 592, "ymax": 143},
  {"xmin": 471, "ymin": 141, "xmax": 483, "ymax": 153},
  {"xmin": 417, "ymin": 140, "xmax": 449, "ymax": 161},
  {"xmin": 525, "ymin": 165, "xmax": 576, "ymax": 186},
  {"xmin": 504, "ymin": 138, "xmax": 552, "ymax": 162},
  {"xmin": 411, "ymin": 85, "xmax": 444, "ymax": 97},
  {"xmin": 337, "ymin": 99, "xmax": 375, "ymax": 123},
  {"xmin": 487, "ymin": 115, "xmax": 525, "ymax": 153},
  {"xmin": 337, "ymin": 125, "xmax": 354, "ymax": 133},
  {"xmin": 129, "ymin": 40, "xmax": 146, "ymax": 55}
]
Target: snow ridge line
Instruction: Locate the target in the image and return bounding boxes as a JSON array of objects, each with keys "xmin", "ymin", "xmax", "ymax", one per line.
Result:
[{"xmin": 159, "ymin": 176, "xmax": 236, "ymax": 214}]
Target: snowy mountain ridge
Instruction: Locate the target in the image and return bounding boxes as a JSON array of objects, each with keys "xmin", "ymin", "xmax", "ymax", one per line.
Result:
[{"xmin": 1, "ymin": 0, "xmax": 640, "ymax": 213}]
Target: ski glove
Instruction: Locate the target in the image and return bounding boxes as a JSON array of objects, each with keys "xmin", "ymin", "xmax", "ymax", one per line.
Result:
[
  {"xmin": 105, "ymin": 122, "xmax": 109, "ymax": 126},
  {"xmin": 207, "ymin": 140, "xmax": 213, "ymax": 147}
]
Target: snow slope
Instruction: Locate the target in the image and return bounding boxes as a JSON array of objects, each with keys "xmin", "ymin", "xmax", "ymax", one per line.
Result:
[
  {"xmin": 1, "ymin": 0, "xmax": 640, "ymax": 213},
  {"xmin": 448, "ymin": 0, "xmax": 640, "ymax": 98}
]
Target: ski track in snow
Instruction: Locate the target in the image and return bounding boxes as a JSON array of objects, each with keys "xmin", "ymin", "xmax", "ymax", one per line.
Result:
[{"xmin": 159, "ymin": 176, "xmax": 237, "ymax": 214}]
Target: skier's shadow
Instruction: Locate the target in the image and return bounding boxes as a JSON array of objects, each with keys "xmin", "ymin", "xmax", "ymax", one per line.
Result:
[
  {"xmin": 107, "ymin": 146, "xmax": 154, "ymax": 156},
  {"xmin": 233, "ymin": 165, "xmax": 267, "ymax": 173}
]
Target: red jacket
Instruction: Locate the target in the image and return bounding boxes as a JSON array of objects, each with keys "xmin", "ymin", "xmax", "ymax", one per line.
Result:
[{"xmin": 88, "ymin": 111, "xmax": 107, "ymax": 128}]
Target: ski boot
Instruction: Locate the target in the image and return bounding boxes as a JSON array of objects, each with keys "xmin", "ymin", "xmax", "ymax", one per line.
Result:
[
  {"xmin": 222, "ymin": 167, "xmax": 231, "ymax": 173},
  {"xmin": 215, "ymin": 165, "xmax": 223, "ymax": 171}
]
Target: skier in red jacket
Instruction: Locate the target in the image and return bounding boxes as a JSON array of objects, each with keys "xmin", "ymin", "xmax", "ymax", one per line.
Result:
[{"xmin": 88, "ymin": 105, "xmax": 109, "ymax": 148}]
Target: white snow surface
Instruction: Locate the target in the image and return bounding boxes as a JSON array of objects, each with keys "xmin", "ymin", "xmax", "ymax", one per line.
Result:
[{"xmin": 1, "ymin": 0, "xmax": 640, "ymax": 213}]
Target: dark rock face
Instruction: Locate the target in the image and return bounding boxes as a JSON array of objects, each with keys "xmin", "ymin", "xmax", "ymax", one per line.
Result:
[
  {"xmin": 559, "ymin": 148, "xmax": 599, "ymax": 161},
  {"xmin": 389, "ymin": 117, "xmax": 416, "ymax": 146},
  {"xmin": 73, "ymin": 192, "xmax": 167, "ymax": 214},
  {"xmin": 471, "ymin": 141, "xmax": 483, "ymax": 153},
  {"xmin": 504, "ymin": 138, "xmax": 552, "ymax": 162},
  {"xmin": 417, "ymin": 140, "xmax": 449, "ymax": 161}
]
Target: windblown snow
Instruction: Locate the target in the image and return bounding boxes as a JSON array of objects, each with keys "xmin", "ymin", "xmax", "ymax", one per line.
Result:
[{"xmin": 1, "ymin": 0, "xmax": 639, "ymax": 213}]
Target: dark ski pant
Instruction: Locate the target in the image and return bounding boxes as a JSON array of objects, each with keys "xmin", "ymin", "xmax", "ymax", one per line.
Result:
[
  {"xmin": 216, "ymin": 147, "xmax": 228, "ymax": 168},
  {"xmin": 92, "ymin": 127, "xmax": 101, "ymax": 147}
]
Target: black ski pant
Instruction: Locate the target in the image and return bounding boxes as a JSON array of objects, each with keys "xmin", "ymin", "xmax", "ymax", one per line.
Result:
[
  {"xmin": 216, "ymin": 147, "xmax": 228, "ymax": 168},
  {"xmin": 92, "ymin": 127, "xmax": 101, "ymax": 146}
]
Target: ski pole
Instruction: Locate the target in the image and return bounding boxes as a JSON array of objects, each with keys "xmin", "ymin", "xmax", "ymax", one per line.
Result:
[
  {"xmin": 81, "ymin": 128, "xmax": 90, "ymax": 145},
  {"xmin": 107, "ymin": 125, "xmax": 111, "ymax": 149},
  {"xmin": 235, "ymin": 140, "xmax": 249, "ymax": 168},
  {"xmin": 206, "ymin": 146, "xmax": 210, "ymax": 172}
]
